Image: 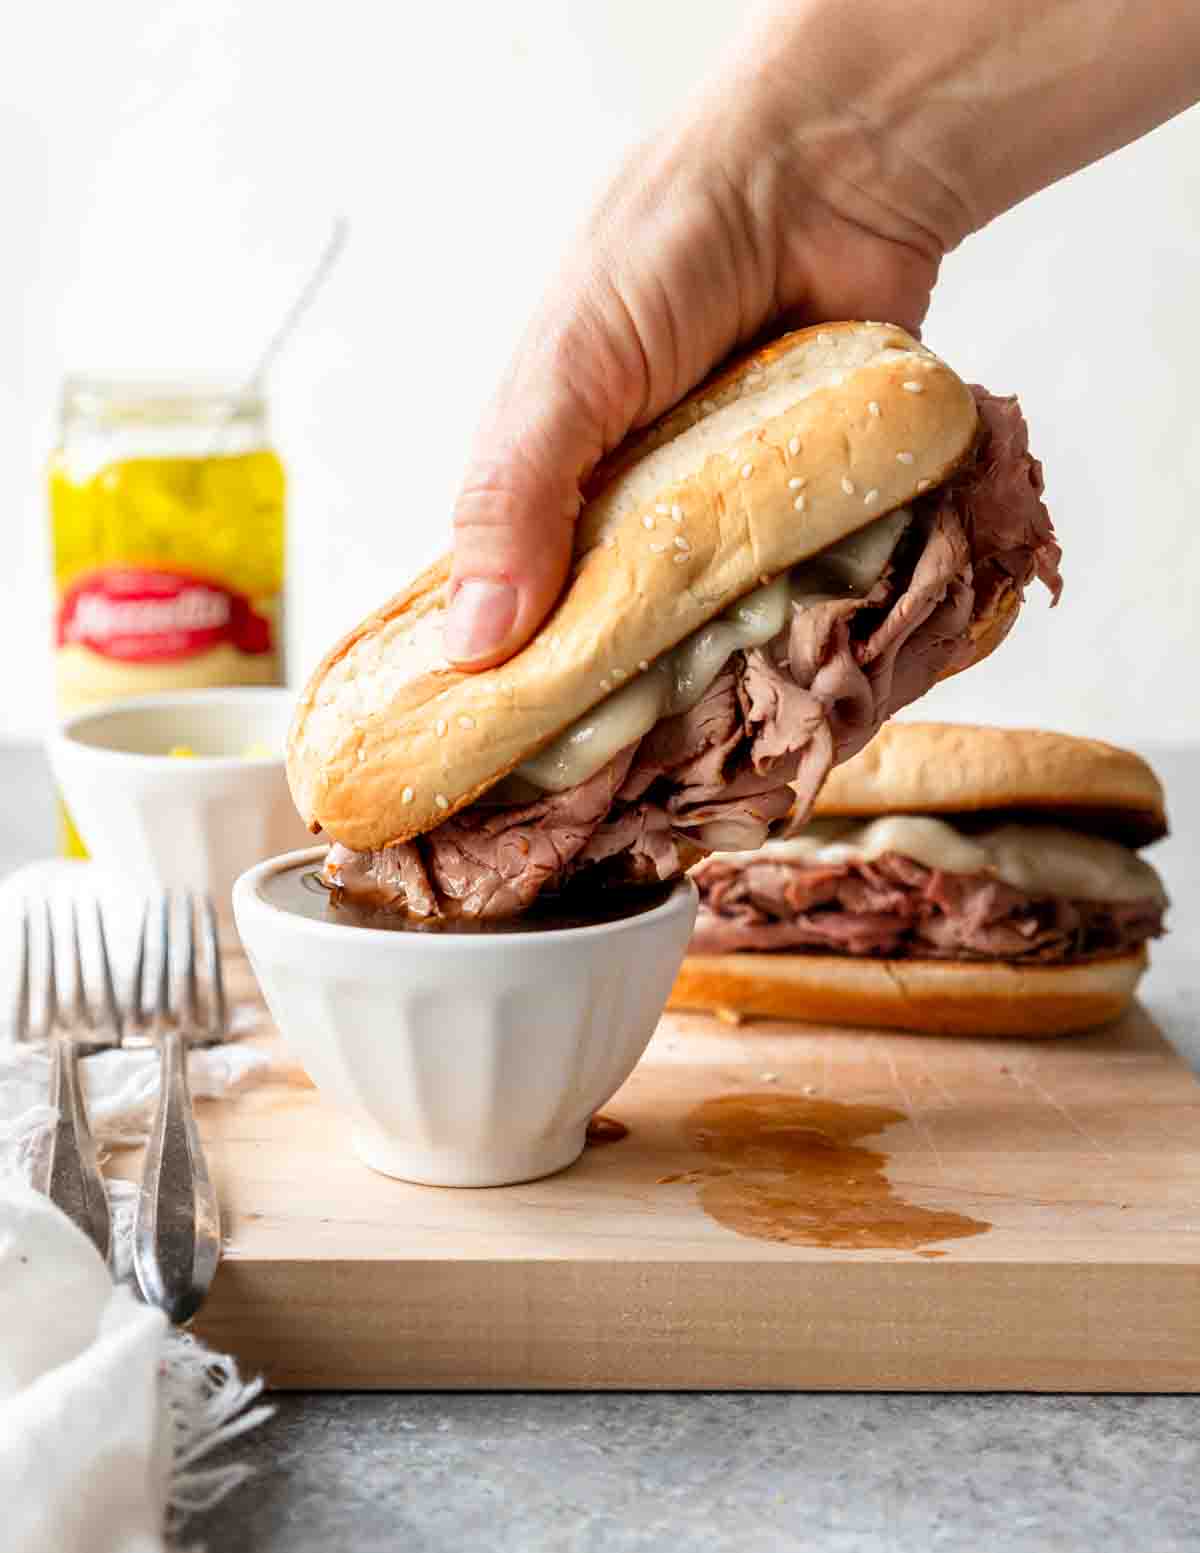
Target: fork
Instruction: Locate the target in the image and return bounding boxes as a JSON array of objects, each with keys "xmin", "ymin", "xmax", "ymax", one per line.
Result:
[
  {"xmin": 16, "ymin": 900, "xmax": 121, "ymax": 1261},
  {"xmin": 130, "ymin": 892, "xmax": 226, "ymax": 1324}
]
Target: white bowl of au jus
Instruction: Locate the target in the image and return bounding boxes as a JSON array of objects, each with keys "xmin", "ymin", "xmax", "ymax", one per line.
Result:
[
  {"xmin": 233, "ymin": 846, "xmax": 698, "ymax": 1187},
  {"xmin": 48, "ymin": 687, "xmax": 313, "ymax": 926}
]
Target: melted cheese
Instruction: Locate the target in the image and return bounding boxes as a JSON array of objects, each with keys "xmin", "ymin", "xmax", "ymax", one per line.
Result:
[
  {"xmin": 736, "ymin": 817, "xmax": 1166, "ymax": 905},
  {"xmin": 515, "ymin": 508, "xmax": 912, "ymax": 793}
]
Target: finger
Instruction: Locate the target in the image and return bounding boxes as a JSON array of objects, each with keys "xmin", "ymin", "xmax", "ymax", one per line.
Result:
[
  {"xmin": 446, "ymin": 282, "xmax": 646, "ymax": 670},
  {"xmin": 445, "ymin": 163, "xmax": 771, "ymax": 671},
  {"xmin": 446, "ymin": 403, "xmax": 586, "ymax": 670}
]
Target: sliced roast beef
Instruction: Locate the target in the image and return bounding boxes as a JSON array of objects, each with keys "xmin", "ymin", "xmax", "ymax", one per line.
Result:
[
  {"xmin": 689, "ymin": 851, "xmax": 1166, "ymax": 964},
  {"xmin": 326, "ymin": 387, "xmax": 1063, "ymax": 921}
]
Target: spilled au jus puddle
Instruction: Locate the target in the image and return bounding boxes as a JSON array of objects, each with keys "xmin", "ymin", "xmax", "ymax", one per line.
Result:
[{"xmin": 662, "ymin": 1092, "xmax": 989, "ymax": 1253}]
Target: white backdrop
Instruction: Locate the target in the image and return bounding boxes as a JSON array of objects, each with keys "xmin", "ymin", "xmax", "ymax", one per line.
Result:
[{"xmin": 3, "ymin": 0, "xmax": 1198, "ymax": 743}]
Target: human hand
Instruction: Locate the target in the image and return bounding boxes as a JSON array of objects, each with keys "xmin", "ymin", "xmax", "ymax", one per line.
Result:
[{"xmin": 444, "ymin": 0, "xmax": 1200, "ymax": 670}]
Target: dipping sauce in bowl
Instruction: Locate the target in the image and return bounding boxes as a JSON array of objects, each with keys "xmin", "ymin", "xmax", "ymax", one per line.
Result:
[
  {"xmin": 235, "ymin": 847, "xmax": 697, "ymax": 1187},
  {"xmin": 265, "ymin": 862, "xmax": 676, "ymax": 935}
]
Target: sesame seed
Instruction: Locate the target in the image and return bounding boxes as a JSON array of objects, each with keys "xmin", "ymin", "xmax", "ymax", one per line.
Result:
[
  {"xmin": 638, "ymin": 660, "xmax": 649, "ymax": 672},
  {"xmin": 673, "ymin": 536, "xmax": 689, "ymax": 550},
  {"xmin": 673, "ymin": 553, "xmax": 689, "ymax": 565},
  {"xmin": 831, "ymin": 371, "xmax": 845, "ymax": 387},
  {"xmin": 649, "ymin": 541, "xmax": 668, "ymax": 553},
  {"xmin": 599, "ymin": 679, "xmax": 610, "ymax": 692},
  {"xmin": 868, "ymin": 401, "xmax": 881, "ymax": 418},
  {"xmin": 841, "ymin": 477, "xmax": 855, "ymax": 495},
  {"xmin": 896, "ymin": 451, "xmax": 915, "ymax": 464},
  {"xmin": 613, "ymin": 668, "xmax": 626, "ymax": 682},
  {"xmin": 817, "ymin": 331, "xmax": 831, "ymax": 345},
  {"xmin": 788, "ymin": 436, "xmax": 801, "ymax": 456},
  {"xmin": 787, "ymin": 477, "xmax": 806, "ymax": 490},
  {"xmin": 435, "ymin": 718, "xmax": 447, "ymax": 736},
  {"xmin": 917, "ymin": 478, "xmax": 933, "ymax": 492},
  {"xmin": 435, "ymin": 793, "xmax": 449, "ymax": 811},
  {"xmin": 741, "ymin": 462, "xmax": 753, "ymax": 479},
  {"xmin": 671, "ymin": 503, "xmax": 683, "ymax": 520},
  {"xmin": 642, "ymin": 514, "xmax": 654, "ymax": 530},
  {"xmin": 864, "ymin": 488, "xmax": 879, "ymax": 505},
  {"xmin": 760, "ymin": 574, "xmax": 771, "ymax": 586},
  {"xmin": 402, "ymin": 786, "xmax": 414, "ymax": 803},
  {"xmin": 603, "ymin": 536, "xmax": 616, "ymax": 549},
  {"xmin": 793, "ymin": 494, "xmax": 807, "ymax": 512},
  {"xmin": 457, "ymin": 715, "xmax": 475, "ymax": 729},
  {"xmin": 655, "ymin": 503, "xmax": 670, "ymax": 515},
  {"xmin": 356, "ymin": 748, "xmax": 365, "ymax": 763},
  {"xmin": 902, "ymin": 380, "xmax": 924, "ymax": 393},
  {"xmin": 437, "ymin": 689, "xmax": 452, "ymax": 701}
]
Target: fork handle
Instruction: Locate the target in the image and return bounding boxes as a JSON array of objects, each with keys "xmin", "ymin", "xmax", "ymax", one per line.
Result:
[
  {"xmin": 33, "ymin": 1035, "xmax": 112, "ymax": 1264},
  {"xmin": 133, "ymin": 1028, "xmax": 221, "ymax": 1325}
]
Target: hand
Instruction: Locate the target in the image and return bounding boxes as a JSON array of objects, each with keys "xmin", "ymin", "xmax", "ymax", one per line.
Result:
[{"xmin": 444, "ymin": 0, "xmax": 1200, "ymax": 670}]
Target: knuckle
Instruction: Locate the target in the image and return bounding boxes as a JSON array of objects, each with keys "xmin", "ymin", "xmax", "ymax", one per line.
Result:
[{"xmin": 453, "ymin": 449, "xmax": 577, "ymax": 543}]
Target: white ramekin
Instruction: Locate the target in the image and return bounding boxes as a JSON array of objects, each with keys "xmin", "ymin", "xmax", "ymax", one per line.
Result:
[
  {"xmin": 233, "ymin": 847, "xmax": 698, "ymax": 1187},
  {"xmin": 48, "ymin": 688, "xmax": 312, "ymax": 923}
]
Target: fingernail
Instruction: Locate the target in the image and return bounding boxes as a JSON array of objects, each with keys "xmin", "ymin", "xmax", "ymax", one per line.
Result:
[{"xmin": 444, "ymin": 578, "xmax": 518, "ymax": 663}]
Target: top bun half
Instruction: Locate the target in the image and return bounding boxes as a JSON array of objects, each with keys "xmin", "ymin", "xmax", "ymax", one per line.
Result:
[
  {"xmin": 289, "ymin": 322, "xmax": 980, "ymax": 852},
  {"xmin": 810, "ymin": 722, "xmax": 1168, "ymax": 847}
]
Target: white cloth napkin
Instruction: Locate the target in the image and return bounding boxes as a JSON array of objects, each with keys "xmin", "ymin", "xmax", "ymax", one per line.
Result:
[{"xmin": 0, "ymin": 862, "xmax": 274, "ymax": 1553}]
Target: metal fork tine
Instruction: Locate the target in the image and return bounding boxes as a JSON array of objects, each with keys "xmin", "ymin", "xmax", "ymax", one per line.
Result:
[
  {"xmin": 29, "ymin": 900, "xmax": 111, "ymax": 1262},
  {"xmin": 14, "ymin": 901, "xmax": 31, "ymax": 1042},
  {"xmin": 130, "ymin": 900, "xmax": 149, "ymax": 1032},
  {"xmin": 43, "ymin": 901, "xmax": 59, "ymax": 1035},
  {"xmin": 156, "ymin": 893, "xmax": 171, "ymax": 1026},
  {"xmin": 70, "ymin": 900, "xmax": 89, "ymax": 1033},
  {"xmin": 203, "ymin": 896, "xmax": 227, "ymax": 1039},
  {"xmin": 94, "ymin": 901, "xmax": 122, "ymax": 1044},
  {"xmin": 182, "ymin": 893, "xmax": 200, "ymax": 1030}
]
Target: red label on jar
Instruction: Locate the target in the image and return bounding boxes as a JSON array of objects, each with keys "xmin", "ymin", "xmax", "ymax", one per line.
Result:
[{"xmin": 56, "ymin": 568, "xmax": 273, "ymax": 662}]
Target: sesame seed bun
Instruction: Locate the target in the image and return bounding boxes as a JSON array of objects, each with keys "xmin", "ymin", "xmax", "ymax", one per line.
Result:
[
  {"xmin": 667, "ymin": 947, "xmax": 1149, "ymax": 1038},
  {"xmin": 288, "ymin": 322, "xmax": 987, "ymax": 851},
  {"xmin": 811, "ymin": 723, "xmax": 1168, "ymax": 847}
]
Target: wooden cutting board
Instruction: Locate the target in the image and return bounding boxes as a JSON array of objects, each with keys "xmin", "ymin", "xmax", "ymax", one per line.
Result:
[{"xmin": 126, "ymin": 984, "xmax": 1200, "ymax": 1391}]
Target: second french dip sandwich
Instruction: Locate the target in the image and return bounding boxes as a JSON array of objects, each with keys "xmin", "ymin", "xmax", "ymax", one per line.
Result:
[
  {"xmin": 288, "ymin": 323, "xmax": 1062, "ymax": 922},
  {"xmin": 672, "ymin": 723, "xmax": 1168, "ymax": 1035}
]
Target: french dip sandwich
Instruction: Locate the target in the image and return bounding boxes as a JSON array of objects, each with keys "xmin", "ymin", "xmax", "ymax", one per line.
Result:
[
  {"xmin": 287, "ymin": 323, "xmax": 1062, "ymax": 922},
  {"xmin": 670, "ymin": 723, "xmax": 1168, "ymax": 1036}
]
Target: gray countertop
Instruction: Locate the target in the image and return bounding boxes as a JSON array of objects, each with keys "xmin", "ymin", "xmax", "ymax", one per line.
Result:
[{"xmin": 4, "ymin": 744, "xmax": 1198, "ymax": 1553}]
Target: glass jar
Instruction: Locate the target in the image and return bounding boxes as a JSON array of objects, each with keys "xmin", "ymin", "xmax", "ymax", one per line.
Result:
[{"xmin": 49, "ymin": 378, "xmax": 287, "ymax": 854}]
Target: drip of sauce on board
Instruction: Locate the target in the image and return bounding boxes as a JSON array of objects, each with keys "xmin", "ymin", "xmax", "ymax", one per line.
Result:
[
  {"xmin": 586, "ymin": 1114, "xmax": 629, "ymax": 1146},
  {"xmin": 669, "ymin": 1092, "xmax": 989, "ymax": 1253}
]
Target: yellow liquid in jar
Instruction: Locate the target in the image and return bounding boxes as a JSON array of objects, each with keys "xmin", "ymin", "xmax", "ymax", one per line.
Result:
[
  {"xmin": 50, "ymin": 448, "xmax": 286, "ymax": 855},
  {"xmin": 51, "ymin": 449, "xmax": 284, "ymax": 599}
]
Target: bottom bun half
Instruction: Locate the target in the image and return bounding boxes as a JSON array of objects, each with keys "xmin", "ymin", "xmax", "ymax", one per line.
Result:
[{"xmin": 667, "ymin": 948, "xmax": 1148, "ymax": 1037}]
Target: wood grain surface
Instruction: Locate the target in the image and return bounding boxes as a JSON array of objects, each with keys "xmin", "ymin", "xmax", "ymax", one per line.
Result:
[{"xmin": 113, "ymin": 976, "xmax": 1200, "ymax": 1392}]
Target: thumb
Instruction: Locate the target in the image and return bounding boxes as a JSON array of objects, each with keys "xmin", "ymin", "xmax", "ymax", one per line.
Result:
[
  {"xmin": 445, "ymin": 283, "xmax": 649, "ymax": 671},
  {"xmin": 444, "ymin": 392, "xmax": 590, "ymax": 670}
]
